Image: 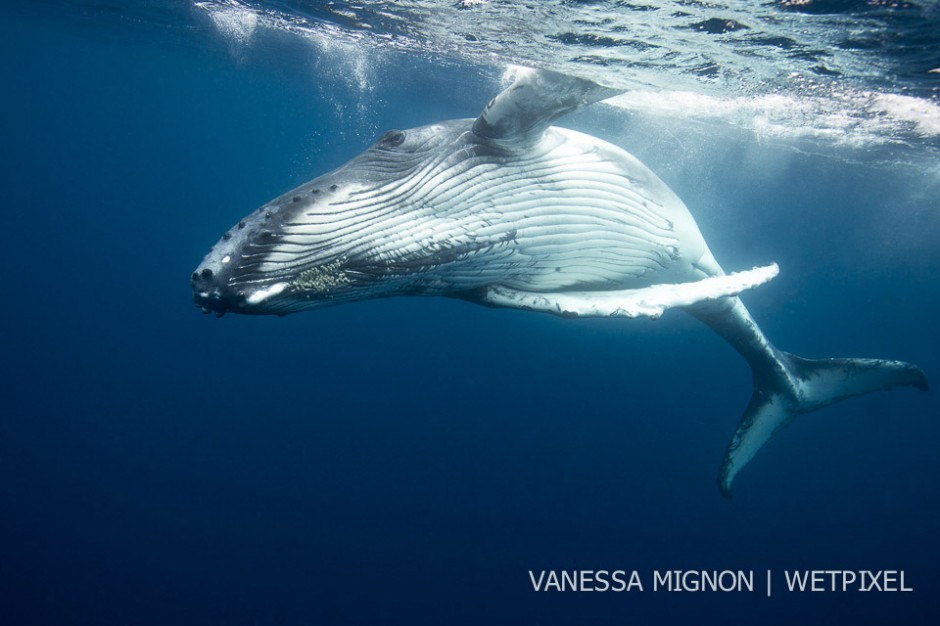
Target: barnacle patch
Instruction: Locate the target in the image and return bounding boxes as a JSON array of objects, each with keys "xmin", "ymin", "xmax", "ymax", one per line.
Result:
[{"xmin": 292, "ymin": 258, "xmax": 350, "ymax": 293}]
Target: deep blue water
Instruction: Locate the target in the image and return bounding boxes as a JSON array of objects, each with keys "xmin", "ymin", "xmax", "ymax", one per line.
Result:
[{"xmin": 1, "ymin": 2, "xmax": 939, "ymax": 625}]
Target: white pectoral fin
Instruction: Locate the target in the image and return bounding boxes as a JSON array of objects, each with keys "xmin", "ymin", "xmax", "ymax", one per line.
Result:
[{"xmin": 483, "ymin": 264, "xmax": 779, "ymax": 318}]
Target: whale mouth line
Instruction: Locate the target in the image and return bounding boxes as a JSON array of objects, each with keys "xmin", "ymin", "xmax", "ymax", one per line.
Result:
[
  {"xmin": 191, "ymin": 271, "xmax": 313, "ymax": 317},
  {"xmin": 192, "ymin": 286, "xmax": 241, "ymax": 317}
]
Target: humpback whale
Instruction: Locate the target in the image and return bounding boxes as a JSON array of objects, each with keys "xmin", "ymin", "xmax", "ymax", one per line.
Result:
[{"xmin": 192, "ymin": 68, "xmax": 927, "ymax": 496}]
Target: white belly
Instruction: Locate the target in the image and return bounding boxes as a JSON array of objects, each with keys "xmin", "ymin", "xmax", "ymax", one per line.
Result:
[{"xmin": 276, "ymin": 124, "xmax": 721, "ymax": 295}]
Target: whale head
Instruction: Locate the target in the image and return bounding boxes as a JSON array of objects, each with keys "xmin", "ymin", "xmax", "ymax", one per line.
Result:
[{"xmin": 191, "ymin": 122, "xmax": 472, "ymax": 316}]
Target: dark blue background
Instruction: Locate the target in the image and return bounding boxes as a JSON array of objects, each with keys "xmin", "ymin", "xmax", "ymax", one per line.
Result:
[{"xmin": 1, "ymin": 4, "xmax": 938, "ymax": 625}]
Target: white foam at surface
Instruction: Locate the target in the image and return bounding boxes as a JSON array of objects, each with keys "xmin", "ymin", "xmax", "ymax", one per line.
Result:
[
  {"xmin": 501, "ymin": 64, "xmax": 536, "ymax": 87},
  {"xmin": 606, "ymin": 88, "xmax": 940, "ymax": 147},
  {"xmin": 188, "ymin": 1, "xmax": 940, "ymax": 155},
  {"xmin": 198, "ymin": 1, "xmax": 258, "ymax": 46},
  {"xmin": 871, "ymin": 94, "xmax": 940, "ymax": 138}
]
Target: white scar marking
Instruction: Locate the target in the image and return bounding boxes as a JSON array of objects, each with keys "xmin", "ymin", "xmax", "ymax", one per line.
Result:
[{"xmin": 246, "ymin": 282, "xmax": 287, "ymax": 305}]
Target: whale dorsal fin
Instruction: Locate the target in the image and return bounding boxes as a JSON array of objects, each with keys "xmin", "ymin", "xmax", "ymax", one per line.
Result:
[{"xmin": 472, "ymin": 67, "xmax": 622, "ymax": 148}]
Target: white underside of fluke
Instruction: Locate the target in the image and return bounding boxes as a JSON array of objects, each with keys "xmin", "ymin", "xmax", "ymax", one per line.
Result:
[{"xmin": 482, "ymin": 263, "xmax": 779, "ymax": 318}]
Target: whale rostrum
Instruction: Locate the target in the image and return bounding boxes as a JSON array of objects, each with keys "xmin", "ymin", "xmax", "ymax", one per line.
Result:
[{"xmin": 192, "ymin": 67, "xmax": 927, "ymax": 496}]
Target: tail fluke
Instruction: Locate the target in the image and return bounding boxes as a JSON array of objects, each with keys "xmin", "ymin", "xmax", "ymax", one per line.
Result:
[{"xmin": 718, "ymin": 353, "xmax": 928, "ymax": 498}]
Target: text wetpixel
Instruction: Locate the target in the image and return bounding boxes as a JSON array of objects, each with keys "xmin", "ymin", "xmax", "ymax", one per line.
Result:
[{"xmin": 784, "ymin": 570, "xmax": 912, "ymax": 592}]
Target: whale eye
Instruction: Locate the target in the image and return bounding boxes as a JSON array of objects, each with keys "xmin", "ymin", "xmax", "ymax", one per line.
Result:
[{"xmin": 378, "ymin": 129, "xmax": 406, "ymax": 147}]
